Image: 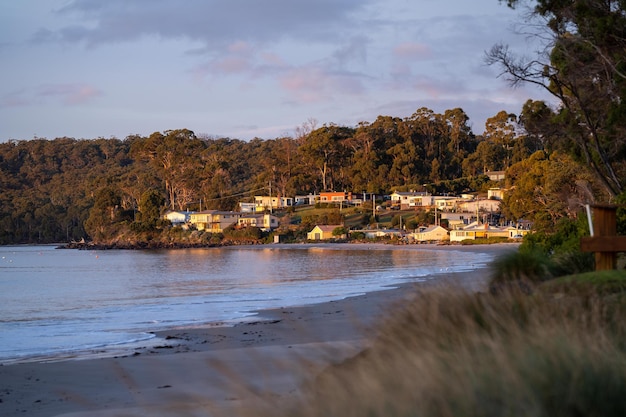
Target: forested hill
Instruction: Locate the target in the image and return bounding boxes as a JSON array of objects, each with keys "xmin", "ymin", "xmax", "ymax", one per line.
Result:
[
  {"xmin": 3, "ymin": 1, "xmax": 625, "ymax": 246},
  {"xmin": 0, "ymin": 108, "xmax": 521, "ymax": 244},
  {"xmin": 0, "ymin": 105, "xmax": 614, "ymax": 244}
]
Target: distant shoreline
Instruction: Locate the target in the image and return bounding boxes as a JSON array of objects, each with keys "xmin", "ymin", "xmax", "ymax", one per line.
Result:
[{"xmin": 58, "ymin": 239, "xmax": 521, "ymax": 251}]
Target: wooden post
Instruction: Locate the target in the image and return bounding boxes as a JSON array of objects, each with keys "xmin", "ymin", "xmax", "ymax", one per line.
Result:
[{"xmin": 580, "ymin": 205, "xmax": 626, "ymax": 271}]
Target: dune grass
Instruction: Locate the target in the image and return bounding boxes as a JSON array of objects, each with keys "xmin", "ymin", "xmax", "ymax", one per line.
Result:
[
  {"xmin": 256, "ymin": 273, "xmax": 626, "ymax": 417},
  {"xmin": 166, "ymin": 251, "xmax": 626, "ymax": 417}
]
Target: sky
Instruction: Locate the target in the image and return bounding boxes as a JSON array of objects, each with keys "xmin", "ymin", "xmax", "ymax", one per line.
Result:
[{"xmin": 0, "ymin": 0, "xmax": 553, "ymax": 142}]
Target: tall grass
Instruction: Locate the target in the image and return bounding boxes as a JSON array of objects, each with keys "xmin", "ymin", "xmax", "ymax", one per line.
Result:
[{"xmin": 267, "ymin": 288, "xmax": 626, "ymax": 417}]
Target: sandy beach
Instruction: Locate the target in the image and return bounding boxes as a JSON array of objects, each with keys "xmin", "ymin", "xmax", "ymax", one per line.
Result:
[{"xmin": 0, "ymin": 244, "xmax": 517, "ymax": 417}]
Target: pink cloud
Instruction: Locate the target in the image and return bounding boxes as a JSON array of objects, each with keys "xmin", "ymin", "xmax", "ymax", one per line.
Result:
[
  {"xmin": 227, "ymin": 41, "xmax": 252, "ymax": 54},
  {"xmin": 259, "ymin": 52, "xmax": 286, "ymax": 67},
  {"xmin": 2, "ymin": 84, "xmax": 102, "ymax": 107},
  {"xmin": 37, "ymin": 83, "xmax": 102, "ymax": 105},
  {"xmin": 279, "ymin": 66, "xmax": 364, "ymax": 103},
  {"xmin": 393, "ymin": 42, "xmax": 432, "ymax": 59},
  {"xmin": 192, "ymin": 41, "xmax": 258, "ymax": 77},
  {"xmin": 213, "ymin": 56, "xmax": 251, "ymax": 74},
  {"xmin": 280, "ymin": 68, "xmax": 326, "ymax": 102}
]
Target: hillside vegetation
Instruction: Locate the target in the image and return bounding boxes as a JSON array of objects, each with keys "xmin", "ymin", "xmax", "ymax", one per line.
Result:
[{"xmin": 3, "ymin": 0, "xmax": 626, "ymax": 247}]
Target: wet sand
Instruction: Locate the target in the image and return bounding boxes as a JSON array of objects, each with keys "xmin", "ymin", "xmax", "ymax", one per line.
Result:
[{"xmin": 0, "ymin": 243, "xmax": 517, "ymax": 417}]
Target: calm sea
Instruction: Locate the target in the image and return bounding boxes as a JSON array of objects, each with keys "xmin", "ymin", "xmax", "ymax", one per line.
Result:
[{"xmin": 0, "ymin": 244, "xmax": 494, "ymax": 363}]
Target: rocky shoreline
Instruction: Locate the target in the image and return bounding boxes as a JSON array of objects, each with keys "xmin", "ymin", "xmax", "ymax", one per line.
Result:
[{"xmin": 59, "ymin": 239, "xmax": 263, "ymax": 250}]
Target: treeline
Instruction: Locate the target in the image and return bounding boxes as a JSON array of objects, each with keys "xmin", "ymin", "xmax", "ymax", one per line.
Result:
[
  {"xmin": 0, "ymin": 107, "xmax": 543, "ymax": 244},
  {"xmin": 3, "ymin": 1, "xmax": 626, "ymax": 247}
]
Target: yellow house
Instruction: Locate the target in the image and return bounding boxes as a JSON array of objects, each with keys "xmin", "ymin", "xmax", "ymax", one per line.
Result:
[
  {"xmin": 411, "ymin": 225, "xmax": 449, "ymax": 242},
  {"xmin": 450, "ymin": 222, "xmax": 511, "ymax": 242},
  {"xmin": 189, "ymin": 210, "xmax": 242, "ymax": 232},
  {"xmin": 307, "ymin": 225, "xmax": 344, "ymax": 240},
  {"xmin": 506, "ymin": 226, "xmax": 532, "ymax": 238}
]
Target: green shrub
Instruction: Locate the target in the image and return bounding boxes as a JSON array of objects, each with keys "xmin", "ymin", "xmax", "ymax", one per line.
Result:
[
  {"xmin": 550, "ymin": 251, "xmax": 595, "ymax": 276},
  {"xmin": 489, "ymin": 250, "xmax": 554, "ymax": 294},
  {"xmin": 520, "ymin": 216, "xmax": 588, "ymax": 256},
  {"xmin": 350, "ymin": 231, "xmax": 366, "ymax": 240},
  {"xmin": 539, "ymin": 270, "xmax": 626, "ymax": 297}
]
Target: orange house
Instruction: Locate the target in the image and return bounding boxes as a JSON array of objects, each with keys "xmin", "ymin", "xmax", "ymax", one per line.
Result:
[{"xmin": 319, "ymin": 191, "xmax": 352, "ymax": 204}]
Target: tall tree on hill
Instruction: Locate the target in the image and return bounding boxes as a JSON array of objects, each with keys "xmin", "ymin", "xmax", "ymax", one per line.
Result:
[
  {"xmin": 483, "ymin": 110, "xmax": 520, "ymax": 169},
  {"xmin": 352, "ymin": 116, "xmax": 405, "ymax": 191},
  {"xmin": 443, "ymin": 108, "xmax": 476, "ymax": 178},
  {"xmin": 130, "ymin": 129, "xmax": 205, "ymax": 211},
  {"xmin": 345, "ymin": 122, "xmax": 381, "ymax": 193},
  {"xmin": 487, "ymin": 0, "xmax": 626, "ymax": 198},
  {"xmin": 402, "ymin": 108, "xmax": 446, "ymax": 181},
  {"xmin": 299, "ymin": 125, "xmax": 353, "ymax": 191}
]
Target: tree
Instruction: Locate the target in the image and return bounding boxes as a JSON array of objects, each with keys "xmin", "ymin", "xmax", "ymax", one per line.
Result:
[
  {"xmin": 299, "ymin": 125, "xmax": 353, "ymax": 191},
  {"xmin": 136, "ymin": 189, "xmax": 165, "ymax": 230},
  {"xmin": 131, "ymin": 129, "xmax": 205, "ymax": 211},
  {"xmin": 443, "ymin": 108, "xmax": 476, "ymax": 178},
  {"xmin": 346, "ymin": 123, "xmax": 383, "ymax": 193},
  {"xmin": 332, "ymin": 226, "xmax": 347, "ymax": 237},
  {"xmin": 387, "ymin": 140, "xmax": 419, "ymax": 186},
  {"xmin": 465, "ymin": 140, "xmax": 507, "ymax": 174},
  {"xmin": 483, "ymin": 110, "xmax": 519, "ymax": 169},
  {"xmin": 488, "ymin": 0, "xmax": 626, "ymax": 198},
  {"xmin": 85, "ymin": 187, "xmax": 122, "ymax": 240},
  {"xmin": 501, "ymin": 150, "xmax": 597, "ymax": 230}
]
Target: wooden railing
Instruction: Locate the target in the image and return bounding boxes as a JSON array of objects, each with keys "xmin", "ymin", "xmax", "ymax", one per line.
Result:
[{"xmin": 580, "ymin": 205, "xmax": 626, "ymax": 271}]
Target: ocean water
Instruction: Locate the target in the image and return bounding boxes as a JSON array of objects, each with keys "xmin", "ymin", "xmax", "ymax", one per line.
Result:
[{"xmin": 0, "ymin": 244, "xmax": 493, "ymax": 363}]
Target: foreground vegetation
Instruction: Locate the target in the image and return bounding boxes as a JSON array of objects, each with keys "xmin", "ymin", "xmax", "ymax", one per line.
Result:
[{"xmin": 240, "ymin": 264, "xmax": 626, "ymax": 417}]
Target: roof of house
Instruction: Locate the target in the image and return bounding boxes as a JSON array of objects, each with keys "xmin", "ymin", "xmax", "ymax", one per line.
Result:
[
  {"xmin": 457, "ymin": 223, "xmax": 506, "ymax": 232},
  {"xmin": 191, "ymin": 210, "xmax": 242, "ymax": 216},
  {"xmin": 313, "ymin": 225, "xmax": 343, "ymax": 233},
  {"xmin": 239, "ymin": 213, "xmax": 276, "ymax": 219},
  {"xmin": 419, "ymin": 225, "xmax": 448, "ymax": 234},
  {"xmin": 391, "ymin": 191, "xmax": 427, "ymax": 196}
]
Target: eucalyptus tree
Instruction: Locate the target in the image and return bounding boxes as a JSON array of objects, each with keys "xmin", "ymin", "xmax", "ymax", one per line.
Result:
[
  {"xmin": 137, "ymin": 189, "xmax": 165, "ymax": 229},
  {"xmin": 130, "ymin": 129, "xmax": 206, "ymax": 211},
  {"xmin": 200, "ymin": 138, "xmax": 250, "ymax": 210},
  {"xmin": 298, "ymin": 124, "xmax": 354, "ymax": 191},
  {"xmin": 482, "ymin": 110, "xmax": 520, "ymax": 169},
  {"xmin": 347, "ymin": 116, "xmax": 406, "ymax": 192},
  {"xmin": 250, "ymin": 136, "xmax": 300, "ymax": 201},
  {"xmin": 344, "ymin": 122, "xmax": 382, "ymax": 193},
  {"xmin": 402, "ymin": 107, "xmax": 447, "ymax": 181},
  {"xmin": 443, "ymin": 108, "xmax": 476, "ymax": 177},
  {"xmin": 488, "ymin": 0, "xmax": 626, "ymax": 198},
  {"xmin": 501, "ymin": 150, "xmax": 598, "ymax": 230},
  {"xmin": 84, "ymin": 186, "xmax": 123, "ymax": 240}
]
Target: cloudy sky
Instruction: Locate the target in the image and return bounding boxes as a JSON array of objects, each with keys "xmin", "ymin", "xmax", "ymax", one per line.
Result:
[{"xmin": 0, "ymin": 0, "xmax": 552, "ymax": 142}]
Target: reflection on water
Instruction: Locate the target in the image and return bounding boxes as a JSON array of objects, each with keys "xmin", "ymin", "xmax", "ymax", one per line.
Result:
[{"xmin": 0, "ymin": 244, "xmax": 493, "ymax": 361}]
